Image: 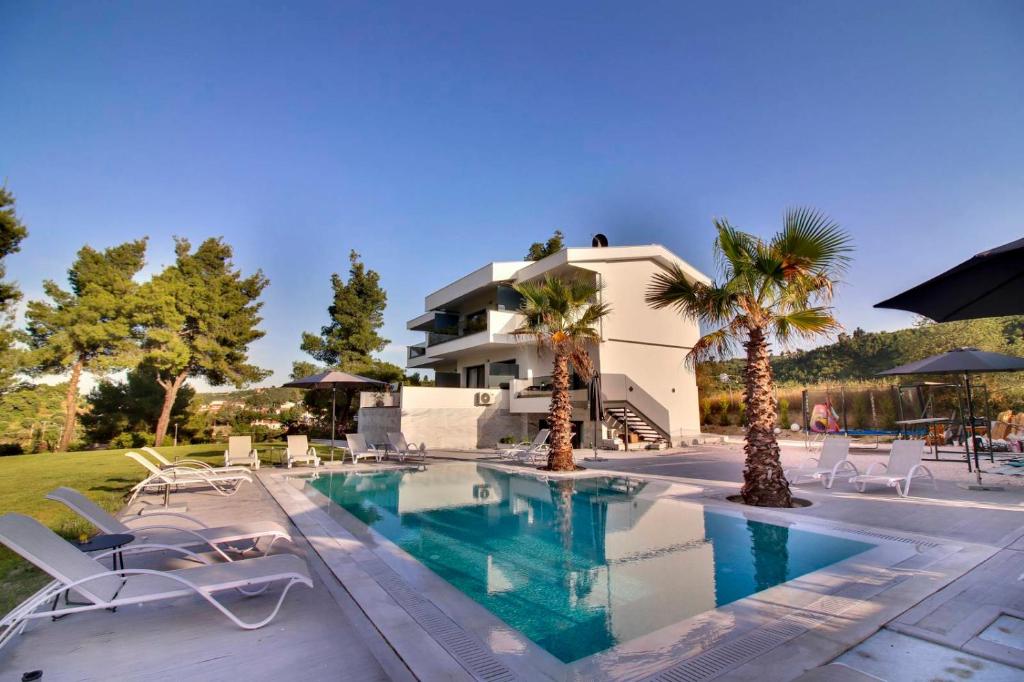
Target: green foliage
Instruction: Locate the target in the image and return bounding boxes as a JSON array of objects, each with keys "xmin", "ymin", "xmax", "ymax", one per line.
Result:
[
  {"xmin": 0, "ymin": 187, "xmax": 29, "ymax": 393},
  {"xmin": 140, "ymin": 237, "xmax": 270, "ymax": 388},
  {"xmin": 0, "ymin": 186, "xmax": 28, "ymax": 314},
  {"xmin": 703, "ymin": 315, "xmax": 1024, "ymax": 409},
  {"xmin": 24, "ymin": 239, "xmax": 148, "ymax": 449},
  {"xmin": 300, "ymin": 250, "xmax": 389, "ymax": 367},
  {"xmin": 525, "ymin": 230, "xmax": 565, "ymax": 261},
  {"xmin": 512, "ymin": 274, "xmax": 610, "ymax": 378},
  {"xmin": 109, "ymin": 431, "xmax": 155, "ymax": 449},
  {"xmin": 81, "ymin": 367, "xmax": 195, "ymax": 445},
  {"xmin": 647, "ymin": 209, "xmax": 852, "ymax": 364},
  {"xmin": 25, "ymin": 240, "xmax": 148, "ymax": 376},
  {"xmin": 139, "ymin": 237, "xmax": 270, "ymax": 444},
  {"xmin": 297, "ymin": 252, "xmax": 399, "ymax": 435},
  {"xmin": 0, "ymin": 383, "xmax": 67, "ymax": 451}
]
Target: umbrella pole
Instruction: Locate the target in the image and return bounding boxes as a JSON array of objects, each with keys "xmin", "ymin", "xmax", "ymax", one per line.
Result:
[
  {"xmin": 965, "ymin": 373, "xmax": 981, "ymax": 484},
  {"xmin": 331, "ymin": 387, "xmax": 336, "ymax": 463}
]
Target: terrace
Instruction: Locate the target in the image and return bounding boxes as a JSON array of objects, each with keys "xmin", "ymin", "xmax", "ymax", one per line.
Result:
[{"xmin": 1, "ymin": 440, "xmax": 1021, "ymax": 681}]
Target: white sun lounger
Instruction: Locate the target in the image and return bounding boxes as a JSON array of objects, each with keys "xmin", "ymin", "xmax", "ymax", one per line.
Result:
[
  {"xmin": 284, "ymin": 435, "xmax": 320, "ymax": 468},
  {"xmin": 849, "ymin": 439, "xmax": 937, "ymax": 497},
  {"xmin": 785, "ymin": 438, "xmax": 859, "ymax": 488},
  {"xmin": 46, "ymin": 487, "xmax": 291, "ymax": 562},
  {"xmin": 224, "ymin": 436, "xmax": 260, "ymax": 469},
  {"xmin": 125, "ymin": 452, "xmax": 252, "ymax": 503},
  {"xmin": 142, "ymin": 446, "xmax": 252, "ymax": 475},
  {"xmin": 501, "ymin": 429, "xmax": 550, "ymax": 464},
  {"xmin": 344, "ymin": 433, "xmax": 383, "ymax": 464},
  {"xmin": 386, "ymin": 432, "xmax": 427, "ymax": 462},
  {"xmin": 0, "ymin": 513, "xmax": 312, "ymax": 651}
]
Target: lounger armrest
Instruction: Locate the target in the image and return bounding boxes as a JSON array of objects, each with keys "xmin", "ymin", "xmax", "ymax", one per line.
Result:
[
  {"xmin": 831, "ymin": 459, "xmax": 860, "ymax": 476},
  {"xmin": 796, "ymin": 457, "xmax": 820, "ymax": 470},
  {"xmin": 863, "ymin": 462, "xmax": 887, "ymax": 476},
  {"xmin": 124, "ymin": 510, "xmax": 208, "ymax": 528}
]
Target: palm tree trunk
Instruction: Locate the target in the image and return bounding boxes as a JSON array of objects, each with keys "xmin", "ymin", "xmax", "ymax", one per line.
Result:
[
  {"xmin": 154, "ymin": 371, "xmax": 188, "ymax": 446},
  {"xmin": 741, "ymin": 327, "xmax": 792, "ymax": 507},
  {"xmin": 58, "ymin": 359, "xmax": 83, "ymax": 452},
  {"xmin": 547, "ymin": 351, "xmax": 576, "ymax": 471}
]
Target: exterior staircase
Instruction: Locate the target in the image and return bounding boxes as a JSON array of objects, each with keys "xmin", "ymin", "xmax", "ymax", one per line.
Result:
[{"xmin": 604, "ymin": 404, "xmax": 669, "ymax": 448}]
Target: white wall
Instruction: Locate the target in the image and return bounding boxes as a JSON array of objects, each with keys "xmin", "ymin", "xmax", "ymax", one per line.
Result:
[{"xmin": 576, "ymin": 259, "xmax": 703, "ymax": 437}]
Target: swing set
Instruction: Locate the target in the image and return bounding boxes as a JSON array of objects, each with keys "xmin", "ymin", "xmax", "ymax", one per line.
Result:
[{"xmin": 800, "ymin": 385, "xmax": 893, "ymax": 450}]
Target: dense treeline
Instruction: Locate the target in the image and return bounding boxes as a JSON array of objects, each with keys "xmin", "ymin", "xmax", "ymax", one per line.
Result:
[
  {"xmin": 704, "ymin": 317, "xmax": 1024, "ymax": 385},
  {"xmin": 700, "ymin": 315, "xmax": 1024, "ymax": 428},
  {"xmin": 0, "ymin": 186, "xmax": 429, "ymax": 453}
]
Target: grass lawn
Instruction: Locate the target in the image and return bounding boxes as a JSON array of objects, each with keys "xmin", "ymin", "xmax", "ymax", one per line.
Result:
[{"xmin": 0, "ymin": 443, "xmax": 280, "ymax": 616}]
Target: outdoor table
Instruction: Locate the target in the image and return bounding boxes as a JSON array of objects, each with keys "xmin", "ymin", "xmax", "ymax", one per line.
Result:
[
  {"xmin": 52, "ymin": 533, "xmax": 134, "ymax": 619},
  {"xmin": 895, "ymin": 417, "xmax": 960, "ymax": 461}
]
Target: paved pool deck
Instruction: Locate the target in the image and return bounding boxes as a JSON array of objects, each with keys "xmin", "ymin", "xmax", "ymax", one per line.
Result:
[{"xmin": 1, "ymin": 442, "xmax": 1021, "ymax": 681}]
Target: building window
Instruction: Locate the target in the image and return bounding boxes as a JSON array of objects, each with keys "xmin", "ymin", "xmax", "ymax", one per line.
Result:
[
  {"xmin": 465, "ymin": 364, "xmax": 485, "ymax": 388},
  {"xmin": 464, "ymin": 310, "xmax": 487, "ymax": 335}
]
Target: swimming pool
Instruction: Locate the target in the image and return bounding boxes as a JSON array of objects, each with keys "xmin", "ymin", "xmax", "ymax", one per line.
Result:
[{"xmin": 309, "ymin": 464, "xmax": 874, "ymax": 663}]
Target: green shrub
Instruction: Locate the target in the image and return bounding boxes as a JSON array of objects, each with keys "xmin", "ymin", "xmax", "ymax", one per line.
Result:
[
  {"xmin": 109, "ymin": 431, "xmax": 155, "ymax": 449},
  {"xmin": 777, "ymin": 397, "xmax": 790, "ymax": 425},
  {"xmin": 718, "ymin": 410, "xmax": 733, "ymax": 427}
]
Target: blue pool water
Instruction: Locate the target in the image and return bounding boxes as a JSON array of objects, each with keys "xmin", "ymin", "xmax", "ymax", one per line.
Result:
[{"xmin": 309, "ymin": 464, "xmax": 873, "ymax": 662}]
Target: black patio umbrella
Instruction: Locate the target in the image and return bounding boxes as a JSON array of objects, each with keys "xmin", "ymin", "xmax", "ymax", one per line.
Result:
[
  {"xmin": 875, "ymin": 237, "xmax": 1024, "ymax": 322},
  {"xmin": 283, "ymin": 371, "xmax": 386, "ymax": 457},
  {"xmin": 878, "ymin": 348, "xmax": 1024, "ymax": 479},
  {"xmin": 585, "ymin": 374, "xmax": 605, "ymax": 462}
]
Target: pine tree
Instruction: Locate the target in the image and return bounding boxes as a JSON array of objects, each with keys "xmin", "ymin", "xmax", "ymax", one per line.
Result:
[
  {"xmin": 300, "ymin": 250, "xmax": 389, "ymax": 366},
  {"xmin": 525, "ymin": 230, "xmax": 565, "ymax": 261},
  {"xmin": 25, "ymin": 240, "xmax": 148, "ymax": 451},
  {"xmin": 0, "ymin": 187, "xmax": 29, "ymax": 392},
  {"xmin": 140, "ymin": 237, "xmax": 270, "ymax": 446},
  {"xmin": 299, "ymin": 250, "xmax": 401, "ymax": 433}
]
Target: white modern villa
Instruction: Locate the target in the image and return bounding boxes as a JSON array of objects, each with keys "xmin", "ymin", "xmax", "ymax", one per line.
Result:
[{"xmin": 359, "ymin": 242, "xmax": 712, "ymax": 450}]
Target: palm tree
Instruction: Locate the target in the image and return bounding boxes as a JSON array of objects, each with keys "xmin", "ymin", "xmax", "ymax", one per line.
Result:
[
  {"xmin": 514, "ymin": 275, "xmax": 610, "ymax": 471},
  {"xmin": 646, "ymin": 208, "xmax": 852, "ymax": 506}
]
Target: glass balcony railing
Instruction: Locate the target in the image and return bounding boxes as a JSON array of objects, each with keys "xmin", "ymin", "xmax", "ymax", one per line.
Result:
[
  {"xmin": 427, "ymin": 331, "xmax": 459, "ymax": 347},
  {"xmin": 408, "ymin": 344, "xmax": 427, "ymax": 360}
]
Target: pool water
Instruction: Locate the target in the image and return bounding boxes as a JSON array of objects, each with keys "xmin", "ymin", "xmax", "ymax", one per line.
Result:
[{"xmin": 309, "ymin": 464, "xmax": 873, "ymax": 663}]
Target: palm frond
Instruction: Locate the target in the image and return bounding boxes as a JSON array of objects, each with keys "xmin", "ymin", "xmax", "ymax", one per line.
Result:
[
  {"xmin": 772, "ymin": 207, "xmax": 852, "ymax": 279},
  {"xmin": 685, "ymin": 321, "xmax": 744, "ymax": 368},
  {"xmin": 773, "ymin": 307, "xmax": 841, "ymax": 346},
  {"xmin": 647, "ymin": 265, "xmax": 736, "ymax": 326}
]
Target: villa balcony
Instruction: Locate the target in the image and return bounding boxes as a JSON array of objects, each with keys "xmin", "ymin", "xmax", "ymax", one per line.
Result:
[{"xmin": 406, "ymin": 309, "xmax": 522, "ymax": 369}]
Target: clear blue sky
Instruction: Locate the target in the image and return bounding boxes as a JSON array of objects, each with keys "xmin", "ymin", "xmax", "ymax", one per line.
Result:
[{"xmin": 2, "ymin": 1, "xmax": 1022, "ymax": 389}]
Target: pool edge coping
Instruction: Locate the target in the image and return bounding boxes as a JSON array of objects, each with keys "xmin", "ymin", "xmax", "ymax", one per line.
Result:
[{"xmin": 261, "ymin": 462, "xmax": 998, "ymax": 682}]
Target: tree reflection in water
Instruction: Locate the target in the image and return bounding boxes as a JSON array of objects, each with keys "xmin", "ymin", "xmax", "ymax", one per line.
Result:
[{"xmin": 747, "ymin": 519, "xmax": 789, "ymax": 592}]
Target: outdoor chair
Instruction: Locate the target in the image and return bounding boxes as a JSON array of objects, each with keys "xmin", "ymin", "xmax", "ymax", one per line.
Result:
[
  {"xmin": 47, "ymin": 487, "xmax": 291, "ymax": 562},
  {"xmin": 849, "ymin": 439, "xmax": 937, "ymax": 497},
  {"xmin": 386, "ymin": 432, "xmax": 427, "ymax": 462},
  {"xmin": 784, "ymin": 437, "xmax": 859, "ymax": 488},
  {"xmin": 0, "ymin": 513, "xmax": 312, "ymax": 651},
  {"xmin": 224, "ymin": 436, "xmax": 260, "ymax": 469},
  {"xmin": 142, "ymin": 446, "xmax": 252, "ymax": 475},
  {"xmin": 284, "ymin": 435, "xmax": 320, "ymax": 468},
  {"xmin": 125, "ymin": 452, "xmax": 252, "ymax": 503},
  {"xmin": 344, "ymin": 433, "xmax": 383, "ymax": 464},
  {"xmin": 501, "ymin": 429, "xmax": 550, "ymax": 464}
]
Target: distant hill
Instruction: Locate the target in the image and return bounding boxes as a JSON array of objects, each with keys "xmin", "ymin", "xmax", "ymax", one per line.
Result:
[{"xmin": 702, "ymin": 315, "xmax": 1024, "ymax": 399}]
